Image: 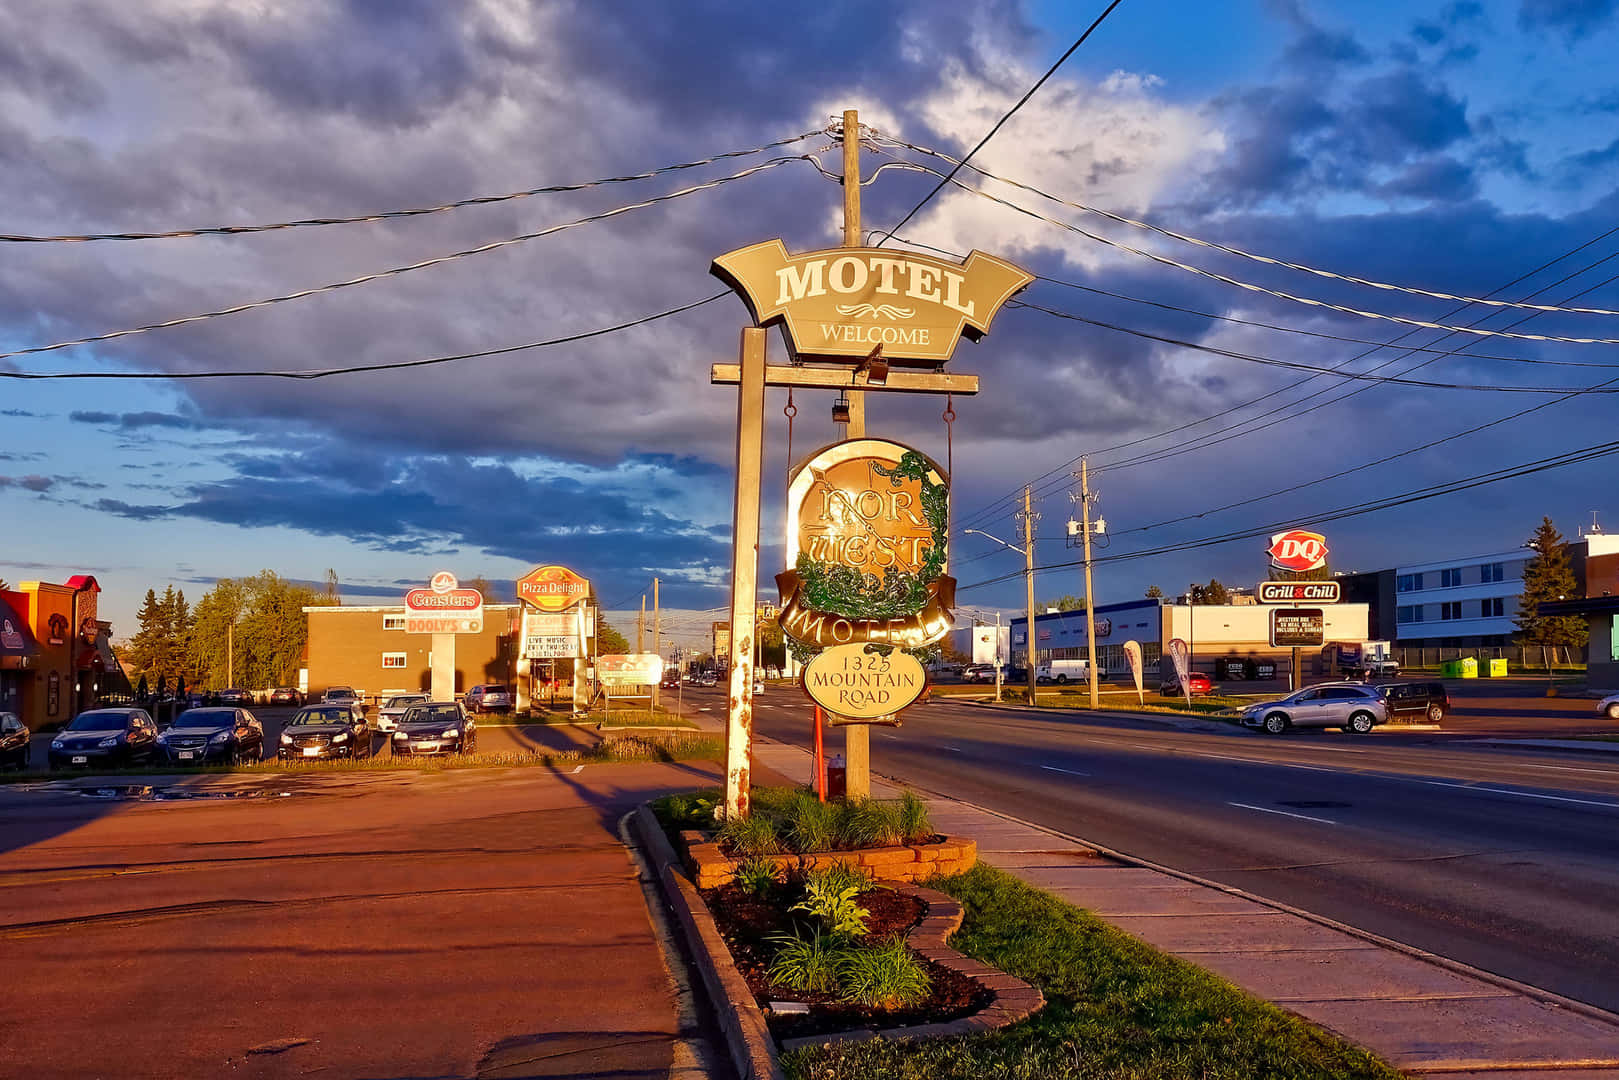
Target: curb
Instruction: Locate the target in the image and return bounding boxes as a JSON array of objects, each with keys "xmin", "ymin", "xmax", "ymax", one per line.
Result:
[
  {"xmin": 632, "ymin": 804, "xmax": 784, "ymax": 1080},
  {"xmin": 957, "ymin": 697, "xmax": 1247, "ymax": 734},
  {"xmin": 1470, "ymin": 737, "xmax": 1619, "ymax": 755}
]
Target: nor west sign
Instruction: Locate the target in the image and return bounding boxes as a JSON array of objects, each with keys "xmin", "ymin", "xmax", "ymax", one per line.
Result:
[{"xmin": 711, "ymin": 240, "xmax": 1031, "ymax": 366}]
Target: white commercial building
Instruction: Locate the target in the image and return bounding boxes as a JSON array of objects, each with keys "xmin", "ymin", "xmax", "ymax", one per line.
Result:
[{"xmin": 1392, "ymin": 549, "xmax": 1528, "ymax": 647}]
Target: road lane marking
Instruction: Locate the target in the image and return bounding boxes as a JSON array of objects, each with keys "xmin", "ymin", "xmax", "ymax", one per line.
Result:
[
  {"xmin": 945, "ymin": 746, "xmax": 963, "ymax": 752},
  {"xmin": 879, "ymin": 733, "xmax": 899, "ymax": 740},
  {"xmin": 1416, "ymin": 779, "xmax": 1619, "ymax": 809},
  {"xmin": 1040, "ymin": 765, "xmax": 1091, "ymax": 777},
  {"xmin": 698, "ymin": 707, "xmax": 712, "ymax": 712},
  {"xmin": 1229, "ymin": 801, "xmax": 1336, "ymax": 825},
  {"xmin": 570, "ymin": 765, "xmax": 584, "ymax": 774}
]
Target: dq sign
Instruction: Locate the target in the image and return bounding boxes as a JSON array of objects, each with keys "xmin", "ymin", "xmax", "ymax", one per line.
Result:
[
  {"xmin": 711, "ymin": 240, "xmax": 1031, "ymax": 365},
  {"xmin": 1268, "ymin": 530, "xmax": 1329, "ymax": 573},
  {"xmin": 778, "ymin": 438, "xmax": 952, "ymax": 651},
  {"xmin": 517, "ymin": 565, "xmax": 590, "ymax": 613}
]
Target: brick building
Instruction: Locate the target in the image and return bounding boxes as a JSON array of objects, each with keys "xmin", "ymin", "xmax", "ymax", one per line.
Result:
[
  {"xmin": 302, "ymin": 604, "xmax": 521, "ymax": 704},
  {"xmin": 1, "ymin": 575, "xmax": 128, "ymax": 730}
]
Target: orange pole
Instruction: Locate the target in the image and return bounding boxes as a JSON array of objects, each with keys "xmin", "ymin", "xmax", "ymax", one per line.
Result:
[{"xmin": 814, "ymin": 706, "xmax": 826, "ymax": 802}]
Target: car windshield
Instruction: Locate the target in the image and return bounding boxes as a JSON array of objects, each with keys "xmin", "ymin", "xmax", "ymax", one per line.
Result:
[
  {"xmin": 402, "ymin": 706, "xmax": 461, "ymax": 726},
  {"xmin": 326, "ymin": 689, "xmax": 355, "ymax": 699},
  {"xmin": 293, "ymin": 707, "xmax": 352, "ymax": 725},
  {"xmin": 67, "ymin": 711, "xmax": 131, "ymax": 731},
  {"xmin": 385, "ymin": 696, "xmax": 426, "ymax": 708},
  {"xmin": 178, "ymin": 709, "xmax": 235, "ymax": 729}
]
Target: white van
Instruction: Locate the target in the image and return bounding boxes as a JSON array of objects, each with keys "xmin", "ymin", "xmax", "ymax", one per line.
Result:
[{"xmin": 1036, "ymin": 659, "xmax": 1089, "ymax": 685}]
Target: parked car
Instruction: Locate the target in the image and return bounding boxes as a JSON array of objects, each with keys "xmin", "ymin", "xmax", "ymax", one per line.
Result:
[
  {"xmin": 697, "ymin": 672, "xmax": 717, "ymax": 688},
  {"xmin": 47, "ymin": 708, "xmax": 160, "ymax": 768},
  {"xmin": 216, "ymin": 688, "xmax": 251, "ymax": 706},
  {"xmin": 391, "ymin": 702, "xmax": 475, "ymax": 756},
  {"xmin": 269, "ymin": 687, "xmax": 303, "ymax": 706},
  {"xmin": 961, "ymin": 664, "xmax": 998, "ymax": 683},
  {"xmin": 753, "ymin": 679, "xmax": 764, "ymax": 695},
  {"xmin": 321, "ymin": 686, "xmax": 366, "ymax": 720},
  {"xmin": 1161, "ymin": 672, "xmax": 1214, "ymax": 696},
  {"xmin": 0, "ymin": 711, "xmax": 29, "ymax": 770},
  {"xmin": 278, "ymin": 704, "xmax": 371, "ymax": 761},
  {"xmin": 1375, "ymin": 681, "xmax": 1450, "ymax": 723},
  {"xmin": 377, "ymin": 693, "xmax": 430, "ymax": 732},
  {"xmin": 157, "ymin": 707, "xmax": 263, "ymax": 765},
  {"xmin": 660, "ymin": 673, "xmax": 680, "ymax": 690},
  {"xmin": 1597, "ymin": 691, "xmax": 1619, "ymax": 721},
  {"xmin": 1240, "ymin": 683, "xmax": 1389, "ymax": 735},
  {"xmin": 463, "ymin": 684, "xmax": 511, "ymax": 714}
]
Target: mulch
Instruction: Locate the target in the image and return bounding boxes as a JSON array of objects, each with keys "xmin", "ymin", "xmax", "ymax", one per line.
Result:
[{"xmin": 702, "ymin": 881, "xmax": 992, "ymax": 1040}]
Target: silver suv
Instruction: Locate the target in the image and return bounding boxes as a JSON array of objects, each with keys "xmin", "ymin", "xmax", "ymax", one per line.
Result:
[
  {"xmin": 1240, "ymin": 683, "xmax": 1389, "ymax": 735},
  {"xmin": 463, "ymin": 684, "xmax": 511, "ymax": 714}
]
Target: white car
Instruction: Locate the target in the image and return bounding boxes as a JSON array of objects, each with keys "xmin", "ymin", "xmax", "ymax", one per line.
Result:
[
  {"xmin": 377, "ymin": 693, "xmax": 430, "ymax": 732},
  {"xmin": 1596, "ymin": 692, "xmax": 1619, "ymax": 721}
]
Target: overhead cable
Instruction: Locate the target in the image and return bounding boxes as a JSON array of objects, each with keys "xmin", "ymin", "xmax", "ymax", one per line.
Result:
[
  {"xmin": 0, "ymin": 153, "xmax": 811, "ymax": 364},
  {"xmin": 876, "ymin": 133, "xmax": 1619, "ymax": 318},
  {"xmin": 0, "ymin": 292, "xmax": 727, "ymax": 381},
  {"xmin": 0, "ymin": 132, "xmax": 822, "ymax": 243},
  {"xmin": 872, "ymin": 0, "xmax": 1127, "ymax": 247}
]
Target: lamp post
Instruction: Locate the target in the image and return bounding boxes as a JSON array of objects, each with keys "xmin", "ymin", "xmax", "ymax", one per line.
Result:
[{"xmin": 965, "ymin": 522, "xmax": 1038, "ymax": 704}]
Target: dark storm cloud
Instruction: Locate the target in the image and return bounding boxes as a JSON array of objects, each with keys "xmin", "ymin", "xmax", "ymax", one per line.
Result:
[
  {"xmin": 0, "ymin": 475, "xmax": 54, "ymax": 492},
  {"xmin": 1518, "ymin": 0, "xmax": 1619, "ymax": 37},
  {"xmin": 1376, "ymin": 156, "xmax": 1479, "ymax": 201},
  {"xmin": 69, "ymin": 410, "xmax": 217, "ymax": 431},
  {"xmin": 0, "ymin": 409, "xmax": 41, "ymax": 417},
  {"xmin": 1270, "ymin": 0, "xmax": 1372, "ymax": 69}
]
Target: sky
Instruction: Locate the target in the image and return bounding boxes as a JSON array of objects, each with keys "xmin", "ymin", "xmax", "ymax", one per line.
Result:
[{"xmin": 4, "ymin": 0, "xmax": 1619, "ymax": 649}]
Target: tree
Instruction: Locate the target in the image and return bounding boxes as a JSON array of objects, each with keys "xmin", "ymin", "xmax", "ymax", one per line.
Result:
[
  {"xmin": 466, "ymin": 575, "xmax": 496, "ymax": 601},
  {"xmin": 1516, "ymin": 517, "xmax": 1588, "ymax": 646},
  {"xmin": 1189, "ymin": 579, "xmax": 1229, "ymax": 605},
  {"xmin": 1144, "ymin": 585, "xmax": 1163, "ymax": 598},
  {"xmin": 323, "ymin": 569, "xmax": 340, "ymax": 601},
  {"xmin": 186, "ymin": 572, "xmax": 328, "ymax": 688},
  {"xmin": 595, "ymin": 612, "xmax": 631, "ymax": 656},
  {"xmin": 1038, "ymin": 594, "xmax": 1088, "ymax": 612}
]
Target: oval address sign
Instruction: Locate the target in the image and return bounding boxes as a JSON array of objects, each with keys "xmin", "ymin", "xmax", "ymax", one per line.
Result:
[{"xmin": 801, "ymin": 643, "xmax": 928, "ymax": 723}]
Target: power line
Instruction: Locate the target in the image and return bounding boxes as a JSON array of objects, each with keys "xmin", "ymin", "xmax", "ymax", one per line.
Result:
[
  {"xmin": 0, "ymin": 153, "xmax": 812, "ymax": 364},
  {"xmin": 872, "ymin": 0, "xmax": 1127, "ymax": 247},
  {"xmin": 877, "ymin": 133, "xmax": 1619, "ymax": 318},
  {"xmin": 0, "ymin": 292, "xmax": 726, "ymax": 381},
  {"xmin": 0, "ymin": 132, "xmax": 823, "ymax": 243}
]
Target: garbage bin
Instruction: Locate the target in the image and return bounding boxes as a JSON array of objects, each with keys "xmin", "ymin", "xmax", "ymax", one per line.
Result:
[
  {"xmin": 1487, "ymin": 658, "xmax": 1508, "ymax": 677},
  {"xmin": 1458, "ymin": 657, "xmax": 1478, "ymax": 678},
  {"xmin": 826, "ymin": 753, "xmax": 846, "ymax": 800}
]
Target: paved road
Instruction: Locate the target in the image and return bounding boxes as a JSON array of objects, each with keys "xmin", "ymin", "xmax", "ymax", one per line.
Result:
[
  {"xmin": 0, "ymin": 761, "xmax": 704, "ymax": 1078},
  {"xmin": 687, "ymin": 683, "xmax": 1619, "ymax": 1014}
]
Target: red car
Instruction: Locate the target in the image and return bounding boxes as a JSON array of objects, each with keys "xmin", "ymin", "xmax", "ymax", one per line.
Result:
[
  {"xmin": 1162, "ymin": 672, "xmax": 1213, "ymax": 696},
  {"xmin": 269, "ymin": 687, "xmax": 302, "ymax": 706}
]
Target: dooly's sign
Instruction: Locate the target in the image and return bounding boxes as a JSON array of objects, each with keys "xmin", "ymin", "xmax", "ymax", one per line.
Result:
[
  {"xmin": 778, "ymin": 439, "xmax": 952, "ymax": 651},
  {"xmin": 802, "ymin": 643, "xmax": 927, "ymax": 724},
  {"xmin": 711, "ymin": 240, "xmax": 1031, "ymax": 365}
]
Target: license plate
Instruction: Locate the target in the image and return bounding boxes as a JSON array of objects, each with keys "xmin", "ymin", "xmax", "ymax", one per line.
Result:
[
  {"xmin": 302, "ymin": 747, "xmax": 321, "ymax": 757},
  {"xmin": 72, "ymin": 755, "xmax": 87, "ymax": 764},
  {"xmin": 178, "ymin": 751, "xmax": 195, "ymax": 760},
  {"xmin": 413, "ymin": 742, "xmax": 440, "ymax": 752}
]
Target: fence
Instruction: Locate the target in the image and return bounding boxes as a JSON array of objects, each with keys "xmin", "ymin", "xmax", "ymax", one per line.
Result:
[{"xmin": 1393, "ymin": 644, "xmax": 1583, "ymax": 672}]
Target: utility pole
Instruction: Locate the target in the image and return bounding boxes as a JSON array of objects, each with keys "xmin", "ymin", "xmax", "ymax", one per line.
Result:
[
  {"xmin": 227, "ymin": 619, "xmax": 233, "ymax": 689},
  {"xmin": 637, "ymin": 595, "xmax": 645, "ymax": 654},
  {"xmin": 994, "ymin": 610, "xmax": 1004, "ymax": 703},
  {"xmin": 651, "ymin": 577, "xmax": 661, "ymax": 712},
  {"xmin": 1079, "ymin": 457, "xmax": 1100, "ymax": 709},
  {"xmin": 840, "ymin": 108, "xmax": 871, "ymax": 801},
  {"xmin": 1019, "ymin": 486, "xmax": 1039, "ymax": 705}
]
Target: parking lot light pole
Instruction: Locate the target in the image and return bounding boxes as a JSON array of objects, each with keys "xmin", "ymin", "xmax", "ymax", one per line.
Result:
[{"xmin": 965, "ymin": 506, "xmax": 1038, "ymax": 705}]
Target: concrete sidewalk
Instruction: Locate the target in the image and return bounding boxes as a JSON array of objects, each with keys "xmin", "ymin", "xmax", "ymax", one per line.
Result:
[{"xmin": 745, "ymin": 738, "xmax": 1619, "ymax": 1077}]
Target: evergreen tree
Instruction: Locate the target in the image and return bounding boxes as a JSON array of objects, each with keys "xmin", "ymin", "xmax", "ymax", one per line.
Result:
[
  {"xmin": 1144, "ymin": 584, "xmax": 1163, "ymax": 598},
  {"xmin": 1190, "ymin": 579, "xmax": 1230, "ymax": 605},
  {"xmin": 1516, "ymin": 517, "xmax": 1588, "ymax": 646},
  {"xmin": 1038, "ymin": 594, "xmax": 1088, "ymax": 612}
]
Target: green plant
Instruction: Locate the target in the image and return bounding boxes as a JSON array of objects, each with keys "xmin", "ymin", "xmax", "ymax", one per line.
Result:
[
  {"xmin": 767, "ymin": 930, "xmax": 845, "ymax": 993},
  {"xmin": 897, "ymin": 790, "xmax": 932, "ymax": 844},
  {"xmin": 720, "ymin": 813, "xmax": 782, "ymax": 856},
  {"xmin": 734, "ymin": 856, "xmax": 782, "ymax": 896},
  {"xmin": 837, "ymin": 799, "xmax": 905, "ymax": 849},
  {"xmin": 786, "ymin": 792, "xmax": 841, "ymax": 852},
  {"xmin": 835, "ymin": 935, "xmax": 932, "ymax": 1009},
  {"xmin": 803, "ymin": 862, "xmax": 872, "ymax": 897},
  {"xmin": 791, "ymin": 878, "xmax": 870, "ymax": 940}
]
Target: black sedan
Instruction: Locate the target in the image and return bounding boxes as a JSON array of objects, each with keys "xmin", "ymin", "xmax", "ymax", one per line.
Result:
[
  {"xmin": 156, "ymin": 707, "xmax": 264, "ymax": 765},
  {"xmin": 278, "ymin": 704, "xmax": 371, "ymax": 761},
  {"xmin": 47, "ymin": 708, "xmax": 160, "ymax": 769},
  {"xmin": 0, "ymin": 711, "xmax": 29, "ymax": 770},
  {"xmin": 390, "ymin": 702, "xmax": 476, "ymax": 757}
]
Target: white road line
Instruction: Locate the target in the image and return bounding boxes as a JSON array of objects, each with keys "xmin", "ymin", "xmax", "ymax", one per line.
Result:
[
  {"xmin": 1040, "ymin": 765, "xmax": 1091, "ymax": 777},
  {"xmin": 879, "ymin": 733, "xmax": 899, "ymax": 740},
  {"xmin": 698, "ymin": 707, "xmax": 712, "ymax": 712},
  {"xmin": 1229, "ymin": 801, "xmax": 1337, "ymax": 825},
  {"xmin": 945, "ymin": 746, "xmax": 963, "ymax": 753},
  {"xmin": 570, "ymin": 765, "xmax": 585, "ymax": 774},
  {"xmin": 1416, "ymin": 779, "xmax": 1619, "ymax": 809},
  {"xmin": 1518, "ymin": 762, "xmax": 1616, "ymax": 775}
]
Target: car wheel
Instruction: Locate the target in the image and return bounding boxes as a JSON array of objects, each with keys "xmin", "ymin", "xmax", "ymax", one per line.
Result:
[
  {"xmin": 1606, "ymin": 702, "xmax": 1619, "ymax": 720},
  {"xmin": 1428, "ymin": 704, "xmax": 1446, "ymax": 723},
  {"xmin": 1348, "ymin": 711, "xmax": 1375, "ymax": 735},
  {"xmin": 1055, "ymin": 674, "xmax": 1068, "ymax": 685},
  {"xmin": 1263, "ymin": 713, "xmax": 1289, "ymax": 735}
]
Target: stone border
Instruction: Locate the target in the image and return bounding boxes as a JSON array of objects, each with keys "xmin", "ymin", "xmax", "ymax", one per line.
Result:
[
  {"xmin": 777, "ymin": 881, "xmax": 1044, "ymax": 1051},
  {"xmin": 634, "ymin": 803, "xmax": 1042, "ymax": 1072},
  {"xmin": 682, "ymin": 831, "xmax": 977, "ymax": 888}
]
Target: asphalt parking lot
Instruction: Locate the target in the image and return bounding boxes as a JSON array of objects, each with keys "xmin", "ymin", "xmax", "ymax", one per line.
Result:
[{"xmin": 0, "ymin": 759, "xmax": 713, "ymax": 1078}]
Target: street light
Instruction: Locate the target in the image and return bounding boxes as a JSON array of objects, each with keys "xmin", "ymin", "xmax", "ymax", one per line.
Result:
[{"xmin": 965, "ymin": 526, "xmax": 1038, "ymax": 705}]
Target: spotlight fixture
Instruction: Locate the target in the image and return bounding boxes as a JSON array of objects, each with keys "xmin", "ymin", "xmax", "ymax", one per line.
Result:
[
  {"xmin": 856, "ymin": 344, "xmax": 889, "ymax": 385},
  {"xmin": 832, "ymin": 394, "xmax": 851, "ymax": 424}
]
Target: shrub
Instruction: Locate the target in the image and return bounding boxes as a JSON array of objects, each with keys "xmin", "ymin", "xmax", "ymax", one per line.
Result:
[
  {"xmin": 767, "ymin": 930, "xmax": 844, "ymax": 993},
  {"xmin": 734, "ymin": 856, "xmax": 781, "ymax": 896},
  {"xmin": 835, "ymin": 935, "xmax": 932, "ymax": 1009},
  {"xmin": 802, "ymin": 862, "xmax": 872, "ymax": 898},
  {"xmin": 897, "ymin": 790, "xmax": 933, "ymax": 844},
  {"xmin": 786, "ymin": 792, "xmax": 841, "ymax": 853},
  {"xmin": 791, "ymin": 877, "xmax": 870, "ymax": 940},
  {"xmin": 837, "ymin": 798, "xmax": 905, "ymax": 849},
  {"xmin": 720, "ymin": 813, "xmax": 783, "ymax": 856}
]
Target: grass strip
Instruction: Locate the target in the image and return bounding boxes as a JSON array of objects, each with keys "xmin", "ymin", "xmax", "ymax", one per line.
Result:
[
  {"xmin": 1, "ymin": 732, "xmax": 722, "ymax": 783},
  {"xmin": 783, "ymin": 864, "xmax": 1399, "ymax": 1080}
]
